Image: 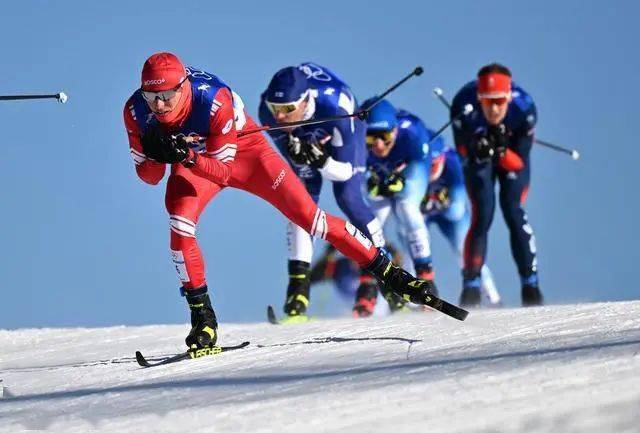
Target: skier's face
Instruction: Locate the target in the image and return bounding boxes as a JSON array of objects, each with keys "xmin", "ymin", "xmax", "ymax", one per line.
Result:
[
  {"xmin": 273, "ymin": 99, "xmax": 308, "ymax": 125},
  {"xmin": 144, "ymin": 80, "xmax": 187, "ymax": 117},
  {"xmin": 479, "ymin": 94, "xmax": 511, "ymax": 125},
  {"xmin": 367, "ymin": 128, "xmax": 398, "ymax": 158}
]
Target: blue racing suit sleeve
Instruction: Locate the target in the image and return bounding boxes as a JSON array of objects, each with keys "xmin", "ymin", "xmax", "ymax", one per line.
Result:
[{"xmin": 508, "ymin": 98, "xmax": 537, "ymax": 160}]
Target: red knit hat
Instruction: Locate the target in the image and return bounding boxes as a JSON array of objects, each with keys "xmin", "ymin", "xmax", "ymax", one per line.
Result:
[{"xmin": 141, "ymin": 52, "xmax": 187, "ymax": 91}]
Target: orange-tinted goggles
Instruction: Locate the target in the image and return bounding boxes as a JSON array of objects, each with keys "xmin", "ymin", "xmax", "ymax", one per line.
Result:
[
  {"xmin": 366, "ymin": 130, "xmax": 394, "ymax": 146},
  {"xmin": 479, "ymin": 96, "xmax": 509, "ymax": 106}
]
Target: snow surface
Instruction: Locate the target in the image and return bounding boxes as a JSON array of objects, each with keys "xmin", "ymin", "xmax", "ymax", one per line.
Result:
[{"xmin": 1, "ymin": 301, "xmax": 639, "ymax": 433}]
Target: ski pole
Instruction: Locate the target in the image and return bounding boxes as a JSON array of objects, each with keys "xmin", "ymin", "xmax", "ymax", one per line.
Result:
[
  {"xmin": 0, "ymin": 92, "xmax": 68, "ymax": 103},
  {"xmin": 238, "ymin": 67, "xmax": 424, "ymax": 138},
  {"xmin": 531, "ymin": 138, "xmax": 580, "ymax": 160},
  {"xmin": 426, "ymin": 103, "xmax": 474, "ymax": 147},
  {"xmin": 432, "ymin": 87, "xmax": 580, "ymax": 160}
]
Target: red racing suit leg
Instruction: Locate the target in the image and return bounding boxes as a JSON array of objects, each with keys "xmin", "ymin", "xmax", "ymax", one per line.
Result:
[
  {"xmin": 165, "ymin": 164, "xmax": 222, "ymax": 289},
  {"xmin": 228, "ymin": 139, "xmax": 377, "ymax": 268}
]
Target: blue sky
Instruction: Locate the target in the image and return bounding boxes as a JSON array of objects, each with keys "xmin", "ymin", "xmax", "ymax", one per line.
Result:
[{"xmin": 1, "ymin": 0, "xmax": 638, "ymax": 328}]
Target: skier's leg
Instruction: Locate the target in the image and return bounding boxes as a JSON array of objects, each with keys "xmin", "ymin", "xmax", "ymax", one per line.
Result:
[
  {"xmin": 439, "ymin": 204, "xmax": 501, "ymax": 306},
  {"xmin": 235, "ymin": 146, "xmax": 378, "ymax": 266},
  {"xmin": 165, "ymin": 165, "xmax": 222, "ymax": 348},
  {"xmin": 332, "ymin": 174, "xmax": 386, "ymax": 317},
  {"xmin": 497, "ymin": 161, "xmax": 542, "ymax": 306},
  {"xmin": 233, "ymin": 144, "xmax": 438, "ymax": 305},
  {"xmin": 282, "ymin": 174, "xmax": 322, "ymax": 317},
  {"xmin": 461, "ymin": 161, "xmax": 496, "ymax": 306},
  {"xmin": 391, "ymin": 161, "xmax": 434, "ymax": 281}
]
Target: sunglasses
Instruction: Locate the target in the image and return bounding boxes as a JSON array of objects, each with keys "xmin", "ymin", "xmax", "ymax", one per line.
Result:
[
  {"xmin": 141, "ymin": 77, "xmax": 187, "ymax": 102},
  {"xmin": 266, "ymin": 91, "xmax": 309, "ymax": 116},
  {"xmin": 366, "ymin": 130, "xmax": 394, "ymax": 146},
  {"xmin": 479, "ymin": 96, "xmax": 509, "ymax": 106}
]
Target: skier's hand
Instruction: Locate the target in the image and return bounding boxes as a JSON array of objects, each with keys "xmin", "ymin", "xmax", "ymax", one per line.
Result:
[
  {"xmin": 472, "ymin": 135, "xmax": 495, "ymax": 163},
  {"xmin": 141, "ymin": 125, "xmax": 189, "ymax": 164},
  {"xmin": 382, "ymin": 172, "xmax": 405, "ymax": 197},
  {"xmin": 302, "ymin": 134, "xmax": 331, "ymax": 169},
  {"xmin": 286, "ymin": 134, "xmax": 308, "ymax": 165},
  {"xmin": 487, "ymin": 124, "xmax": 509, "ymax": 159},
  {"xmin": 367, "ymin": 170, "xmax": 383, "ymax": 197},
  {"xmin": 421, "ymin": 187, "xmax": 450, "ymax": 215}
]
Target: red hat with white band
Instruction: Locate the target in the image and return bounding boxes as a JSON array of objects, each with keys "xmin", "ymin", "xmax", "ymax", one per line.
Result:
[
  {"xmin": 141, "ymin": 52, "xmax": 187, "ymax": 92},
  {"xmin": 477, "ymin": 64, "xmax": 512, "ymax": 99}
]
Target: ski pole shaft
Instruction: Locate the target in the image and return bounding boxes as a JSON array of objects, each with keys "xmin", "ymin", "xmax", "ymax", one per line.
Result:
[
  {"xmin": 432, "ymin": 87, "xmax": 580, "ymax": 160},
  {"xmin": 362, "ymin": 66, "xmax": 423, "ymax": 112},
  {"xmin": 426, "ymin": 103, "xmax": 473, "ymax": 147},
  {"xmin": 0, "ymin": 92, "xmax": 68, "ymax": 103},
  {"xmin": 532, "ymin": 138, "xmax": 580, "ymax": 160},
  {"xmin": 238, "ymin": 67, "xmax": 424, "ymax": 138},
  {"xmin": 237, "ymin": 112, "xmax": 356, "ymax": 137},
  {"xmin": 432, "ymin": 87, "xmax": 451, "ymax": 109}
]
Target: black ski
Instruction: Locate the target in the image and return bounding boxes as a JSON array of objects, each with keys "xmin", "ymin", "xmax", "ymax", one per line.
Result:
[
  {"xmin": 267, "ymin": 305, "xmax": 279, "ymax": 325},
  {"xmin": 267, "ymin": 305, "xmax": 313, "ymax": 325},
  {"xmin": 135, "ymin": 341, "xmax": 250, "ymax": 368},
  {"xmin": 422, "ymin": 295, "xmax": 469, "ymax": 321}
]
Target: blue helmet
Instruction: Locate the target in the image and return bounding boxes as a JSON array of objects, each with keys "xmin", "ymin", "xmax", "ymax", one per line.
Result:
[
  {"xmin": 265, "ymin": 66, "xmax": 309, "ymax": 104},
  {"xmin": 361, "ymin": 98, "xmax": 398, "ymax": 132}
]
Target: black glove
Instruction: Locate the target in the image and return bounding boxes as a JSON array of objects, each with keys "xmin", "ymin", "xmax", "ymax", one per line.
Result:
[
  {"xmin": 473, "ymin": 135, "xmax": 495, "ymax": 162},
  {"xmin": 382, "ymin": 172, "xmax": 405, "ymax": 196},
  {"xmin": 299, "ymin": 129, "xmax": 331, "ymax": 168},
  {"xmin": 421, "ymin": 187, "xmax": 450, "ymax": 215},
  {"xmin": 141, "ymin": 125, "xmax": 190, "ymax": 164},
  {"xmin": 367, "ymin": 171, "xmax": 382, "ymax": 196},
  {"xmin": 303, "ymin": 137, "xmax": 329, "ymax": 168},
  {"xmin": 286, "ymin": 134, "xmax": 308, "ymax": 165},
  {"xmin": 290, "ymin": 129, "xmax": 332, "ymax": 168},
  {"xmin": 487, "ymin": 124, "xmax": 508, "ymax": 159},
  {"xmin": 368, "ymin": 170, "xmax": 405, "ymax": 198}
]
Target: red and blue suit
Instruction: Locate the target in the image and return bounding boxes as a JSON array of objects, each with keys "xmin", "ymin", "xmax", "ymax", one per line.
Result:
[
  {"xmin": 123, "ymin": 67, "xmax": 378, "ymax": 293},
  {"xmin": 450, "ymin": 80, "xmax": 539, "ymax": 290}
]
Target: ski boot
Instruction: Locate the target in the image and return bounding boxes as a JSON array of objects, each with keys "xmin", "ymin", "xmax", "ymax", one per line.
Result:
[
  {"xmin": 522, "ymin": 284, "xmax": 544, "ymax": 306},
  {"xmin": 352, "ymin": 277, "xmax": 378, "ymax": 318},
  {"xmin": 284, "ymin": 260, "xmax": 311, "ymax": 317},
  {"xmin": 459, "ymin": 273, "xmax": 482, "ymax": 307},
  {"xmin": 183, "ymin": 286, "xmax": 218, "ymax": 349},
  {"xmin": 365, "ymin": 250, "xmax": 437, "ymax": 305},
  {"xmin": 416, "ymin": 262, "xmax": 439, "ymax": 297}
]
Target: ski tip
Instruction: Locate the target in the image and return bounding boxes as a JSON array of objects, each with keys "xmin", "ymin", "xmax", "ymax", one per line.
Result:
[
  {"xmin": 267, "ymin": 305, "xmax": 279, "ymax": 325},
  {"xmin": 135, "ymin": 351, "xmax": 150, "ymax": 367}
]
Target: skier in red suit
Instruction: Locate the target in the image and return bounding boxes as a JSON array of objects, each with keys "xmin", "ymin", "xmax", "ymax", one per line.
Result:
[{"xmin": 123, "ymin": 52, "xmax": 436, "ymax": 348}]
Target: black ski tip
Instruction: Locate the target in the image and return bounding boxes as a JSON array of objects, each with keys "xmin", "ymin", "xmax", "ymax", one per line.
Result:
[
  {"xmin": 414, "ymin": 66, "xmax": 424, "ymax": 76},
  {"xmin": 135, "ymin": 351, "xmax": 150, "ymax": 367},
  {"xmin": 440, "ymin": 300, "xmax": 469, "ymax": 321},
  {"xmin": 267, "ymin": 305, "xmax": 279, "ymax": 325}
]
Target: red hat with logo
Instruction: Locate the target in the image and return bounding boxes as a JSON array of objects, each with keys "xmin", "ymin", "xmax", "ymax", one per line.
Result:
[
  {"xmin": 477, "ymin": 63, "xmax": 512, "ymax": 99},
  {"xmin": 141, "ymin": 52, "xmax": 187, "ymax": 91}
]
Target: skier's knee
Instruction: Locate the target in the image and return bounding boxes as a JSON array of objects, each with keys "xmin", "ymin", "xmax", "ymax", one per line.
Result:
[{"xmin": 169, "ymin": 214, "xmax": 197, "ymax": 242}]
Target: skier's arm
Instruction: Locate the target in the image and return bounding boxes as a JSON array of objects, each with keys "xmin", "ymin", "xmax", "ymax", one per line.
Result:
[
  {"xmin": 189, "ymin": 88, "xmax": 237, "ymax": 185},
  {"xmin": 319, "ymin": 118, "xmax": 356, "ymax": 182},
  {"xmin": 498, "ymin": 102, "xmax": 537, "ymax": 171},
  {"xmin": 451, "ymin": 117, "xmax": 473, "ymax": 160},
  {"xmin": 123, "ymin": 104, "xmax": 166, "ymax": 185}
]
